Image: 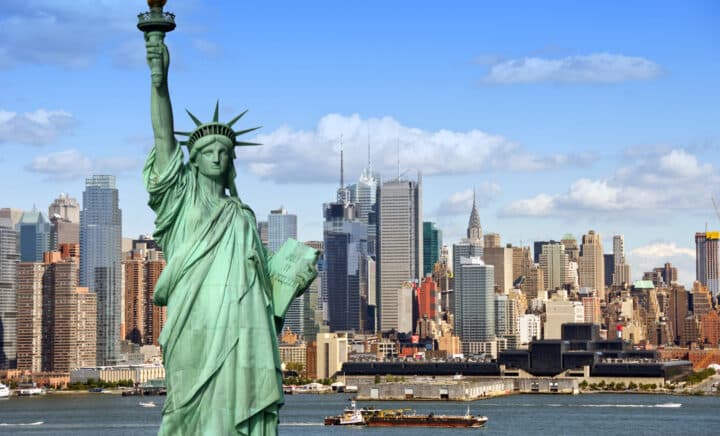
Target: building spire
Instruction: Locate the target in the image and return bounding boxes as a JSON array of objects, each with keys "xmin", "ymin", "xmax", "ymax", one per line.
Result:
[
  {"xmin": 367, "ymin": 130, "xmax": 372, "ymax": 176},
  {"xmin": 339, "ymin": 134, "xmax": 344, "ymax": 190},
  {"xmin": 467, "ymin": 186, "xmax": 482, "ymax": 241}
]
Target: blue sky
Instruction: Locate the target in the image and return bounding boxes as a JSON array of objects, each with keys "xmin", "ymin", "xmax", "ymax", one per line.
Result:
[{"xmin": 1, "ymin": 1, "xmax": 718, "ymax": 284}]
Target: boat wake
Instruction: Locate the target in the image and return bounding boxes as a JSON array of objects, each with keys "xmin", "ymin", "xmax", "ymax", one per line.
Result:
[
  {"xmin": 280, "ymin": 422, "xmax": 324, "ymax": 426},
  {"xmin": 0, "ymin": 421, "xmax": 44, "ymax": 426},
  {"xmin": 581, "ymin": 403, "xmax": 681, "ymax": 408}
]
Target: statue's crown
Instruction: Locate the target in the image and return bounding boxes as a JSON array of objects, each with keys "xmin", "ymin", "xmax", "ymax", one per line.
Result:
[{"xmin": 175, "ymin": 101, "xmax": 261, "ymax": 150}]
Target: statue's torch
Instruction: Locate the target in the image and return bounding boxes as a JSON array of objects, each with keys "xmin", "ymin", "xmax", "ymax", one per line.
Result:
[{"xmin": 137, "ymin": 0, "xmax": 176, "ymax": 87}]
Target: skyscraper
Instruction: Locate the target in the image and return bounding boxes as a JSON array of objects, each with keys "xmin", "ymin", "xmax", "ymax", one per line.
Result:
[
  {"xmin": 422, "ymin": 222, "xmax": 442, "ymax": 277},
  {"xmin": 457, "ymin": 257, "xmax": 495, "ymax": 352},
  {"xmin": 348, "ymin": 144, "xmax": 378, "ymax": 256},
  {"xmin": 80, "ymin": 175, "xmax": 122, "ymax": 366},
  {"xmin": 612, "ymin": 234, "xmax": 631, "ymax": 286},
  {"xmin": 268, "ymin": 207, "xmax": 303, "ymax": 335},
  {"xmin": 122, "ymin": 239, "xmax": 166, "ymax": 346},
  {"xmin": 268, "ymin": 208, "xmax": 297, "ymax": 253},
  {"xmin": 453, "ymin": 194, "xmax": 484, "ymax": 336},
  {"xmin": 17, "ymin": 207, "xmax": 52, "ymax": 262},
  {"xmin": 325, "ymin": 221, "xmax": 368, "ymax": 332},
  {"xmin": 16, "ymin": 262, "xmax": 44, "ymax": 372},
  {"xmin": 483, "ymin": 245, "xmax": 513, "ymax": 294},
  {"xmin": 377, "ymin": 175, "xmax": 422, "ymax": 332},
  {"xmin": 578, "ymin": 230, "xmax": 605, "ymax": 299},
  {"xmin": 539, "ymin": 243, "xmax": 568, "ymax": 291},
  {"xmin": 0, "ymin": 217, "xmax": 19, "ymax": 369},
  {"xmin": 48, "ymin": 193, "xmax": 80, "ymax": 223},
  {"xmin": 696, "ymin": 232, "xmax": 720, "ymax": 297}
]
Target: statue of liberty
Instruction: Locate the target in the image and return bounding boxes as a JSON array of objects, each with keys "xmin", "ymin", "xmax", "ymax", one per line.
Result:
[{"xmin": 140, "ymin": 2, "xmax": 318, "ymax": 434}]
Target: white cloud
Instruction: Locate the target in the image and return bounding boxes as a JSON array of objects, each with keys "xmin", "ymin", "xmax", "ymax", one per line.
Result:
[
  {"xmin": 237, "ymin": 113, "xmax": 587, "ymax": 183},
  {"xmin": 482, "ymin": 53, "xmax": 661, "ymax": 85},
  {"xmin": 0, "ymin": 108, "xmax": 75, "ymax": 146},
  {"xmin": 501, "ymin": 148, "xmax": 719, "ymax": 219},
  {"xmin": 435, "ymin": 183, "xmax": 501, "ymax": 216},
  {"xmin": 628, "ymin": 242, "xmax": 696, "ymax": 285},
  {"xmin": 658, "ymin": 149, "xmax": 712, "ymax": 178},
  {"xmin": 26, "ymin": 149, "xmax": 142, "ymax": 180}
]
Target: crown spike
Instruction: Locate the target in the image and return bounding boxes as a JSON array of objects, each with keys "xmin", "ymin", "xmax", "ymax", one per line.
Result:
[
  {"xmin": 186, "ymin": 109, "xmax": 203, "ymax": 126},
  {"xmin": 227, "ymin": 110, "xmax": 249, "ymax": 127},
  {"xmin": 234, "ymin": 141, "xmax": 261, "ymax": 146},
  {"xmin": 234, "ymin": 126, "xmax": 262, "ymax": 136},
  {"xmin": 213, "ymin": 100, "xmax": 220, "ymax": 122},
  {"xmin": 174, "ymin": 131, "xmax": 192, "ymax": 136}
]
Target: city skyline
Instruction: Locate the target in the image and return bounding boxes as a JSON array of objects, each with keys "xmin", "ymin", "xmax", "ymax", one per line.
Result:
[{"xmin": 1, "ymin": 1, "xmax": 719, "ymax": 286}]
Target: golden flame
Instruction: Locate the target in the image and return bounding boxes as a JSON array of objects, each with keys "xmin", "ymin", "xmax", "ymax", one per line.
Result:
[{"xmin": 147, "ymin": 0, "xmax": 167, "ymax": 8}]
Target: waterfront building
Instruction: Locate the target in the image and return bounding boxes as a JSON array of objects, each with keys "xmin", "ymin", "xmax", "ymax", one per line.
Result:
[
  {"xmin": 0, "ymin": 217, "xmax": 19, "ymax": 369},
  {"xmin": 422, "ymin": 222, "xmax": 442, "ymax": 277},
  {"xmin": 122, "ymin": 238, "xmax": 166, "ymax": 346},
  {"xmin": 539, "ymin": 243, "xmax": 568, "ymax": 291},
  {"xmin": 457, "ymin": 257, "xmax": 495, "ymax": 354},
  {"xmin": 518, "ymin": 314, "xmax": 541, "ymax": 347},
  {"xmin": 70, "ymin": 364, "xmax": 164, "ymax": 384},
  {"xmin": 377, "ymin": 176, "xmax": 422, "ymax": 332},
  {"xmin": 80, "ymin": 175, "xmax": 122, "ymax": 366},
  {"xmin": 316, "ymin": 332, "xmax": 349, "ymax": 379},
  {"xmin": 16, "ymin": 262, "xmax": 44, "ymax": 372},
  {"xmin": 17, "ymin": 207, "xmax": 52, "ymax": 262},
  {"xmin": 578, "ymin": 230, "xmax": 605, "ymax": 299},
  {"xmin": 696, "ymin": 231, "xmax": 720, "ymax": 297},
  {"xmin": 544, "ymin": 293, "xmax": 584, "ymax": 339}
]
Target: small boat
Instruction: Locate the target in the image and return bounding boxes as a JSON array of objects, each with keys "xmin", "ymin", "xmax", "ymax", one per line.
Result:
[
  {"xmin": 139, "ymin": 401, "xmax": 157, "ymax": 408},
  {"xmin": 323, "ymin": 400, "xmax": 367, "ymax": 426},
  {"xmin": 17, "ymin": 383, "xmax": 45, "ymax": 396},
  {"xmin": 0, "ymin": 383, "xmax": 9, "ymax": 399}
]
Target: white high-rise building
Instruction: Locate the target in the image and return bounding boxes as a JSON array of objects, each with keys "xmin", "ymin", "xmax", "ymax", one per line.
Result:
[
  {"xmin": 518, "ymin": 314, "xmax": 541, "ymax": 346},
  {"xmin": 377, "ymin": 176, "xmax": 422, "ymax": 332},
  {"xmin": 544, "ymin": 293, "xmax": 584, "ymax": 339},
  {"xmin": 0, "ymin": 218, "xmax": 19, "ymax": 369}
]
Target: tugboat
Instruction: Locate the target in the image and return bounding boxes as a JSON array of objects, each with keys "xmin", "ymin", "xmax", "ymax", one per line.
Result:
[{"xmin": 323, "ymin": 400, "xmax": 365, "ymax": 426}]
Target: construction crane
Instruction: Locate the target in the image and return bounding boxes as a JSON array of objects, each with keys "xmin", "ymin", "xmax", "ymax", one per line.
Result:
[{"xmin": 713, "ymin": 196, "xmax": 720, "ymax": 223}]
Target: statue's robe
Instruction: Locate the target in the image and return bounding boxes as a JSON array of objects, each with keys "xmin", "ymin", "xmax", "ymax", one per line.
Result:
[{"xmin": 144, "ymin": 146, "xmax": 282, "ymax": 435}]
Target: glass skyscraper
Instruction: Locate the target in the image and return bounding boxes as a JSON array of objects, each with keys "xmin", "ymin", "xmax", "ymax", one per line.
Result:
[
  {"xmin": 422, "ymin": 221, "xmax": 442, "ymax": 277},
  {"xmin": 0, "ymin": 217, "xmax": 19, "ymax": 369},
  {"xmin": 17, "ymin": 208, "xmax": 51, "ymax": 262},
  {"xmin": 325, "ymin": 221, "xmax": 368, "ymax": 332},
  {"xmin": 80, "ymin": 175, "xmax": 122, "ymax": 366}
]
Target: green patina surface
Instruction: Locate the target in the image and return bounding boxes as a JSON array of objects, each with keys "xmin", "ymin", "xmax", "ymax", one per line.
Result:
[{"xmin": 139, "ymin": 2, "xmax": 318, "ymax": 434}]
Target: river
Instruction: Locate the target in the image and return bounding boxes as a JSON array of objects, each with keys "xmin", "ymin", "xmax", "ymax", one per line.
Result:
[{"xmin": 0, "ymin": 393, "xmax": 718, "ymax": 435}]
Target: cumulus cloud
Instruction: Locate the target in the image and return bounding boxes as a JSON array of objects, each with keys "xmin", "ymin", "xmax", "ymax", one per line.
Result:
[
  {"xmin": 237, "ymin": 113, "xmax": 587, "ymax": 183},
  {"xmin": 628, "ymin": 242, "xmax": 696, "ymax": 285},
  {"xmin": 482, "ymin": 53, "xmax": 661, "ymax": 85},
  {"xmin": 500, "ymin": 148, "xmax": 719, "ymax": 219},
  {"xmin": 0, "ymin": 108, "xmax": 76, "ymax": 146},
  {"xmin": 435, "ymin": 183, "xmax": 501, "ymax": 216},
  {"xmin": 26, "ymin": 149, "xmax": 142, "ymax": 180}
]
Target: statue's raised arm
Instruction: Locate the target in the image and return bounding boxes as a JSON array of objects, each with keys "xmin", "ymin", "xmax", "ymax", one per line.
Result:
[{"xmin": 145, "ymin": 33, "xmax": 176, "ymax": 172}]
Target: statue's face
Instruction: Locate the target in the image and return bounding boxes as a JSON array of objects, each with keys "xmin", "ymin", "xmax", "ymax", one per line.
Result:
[{"xmin": 193, "ymin": 135, "xmax": 233, "ymax": 179}]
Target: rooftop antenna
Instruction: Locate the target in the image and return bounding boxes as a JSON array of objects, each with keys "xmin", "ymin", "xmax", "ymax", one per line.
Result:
[
  {"xmin": 339, "ymin": 134, "xmax": 344, "ymax": 189},
  {"xmin": 396, "ymin": 138, "xmax": 401, "ymax": 180},
  {"xmin": 367, "ymin": 129, "xmax": 372, "ymax": 176}
]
